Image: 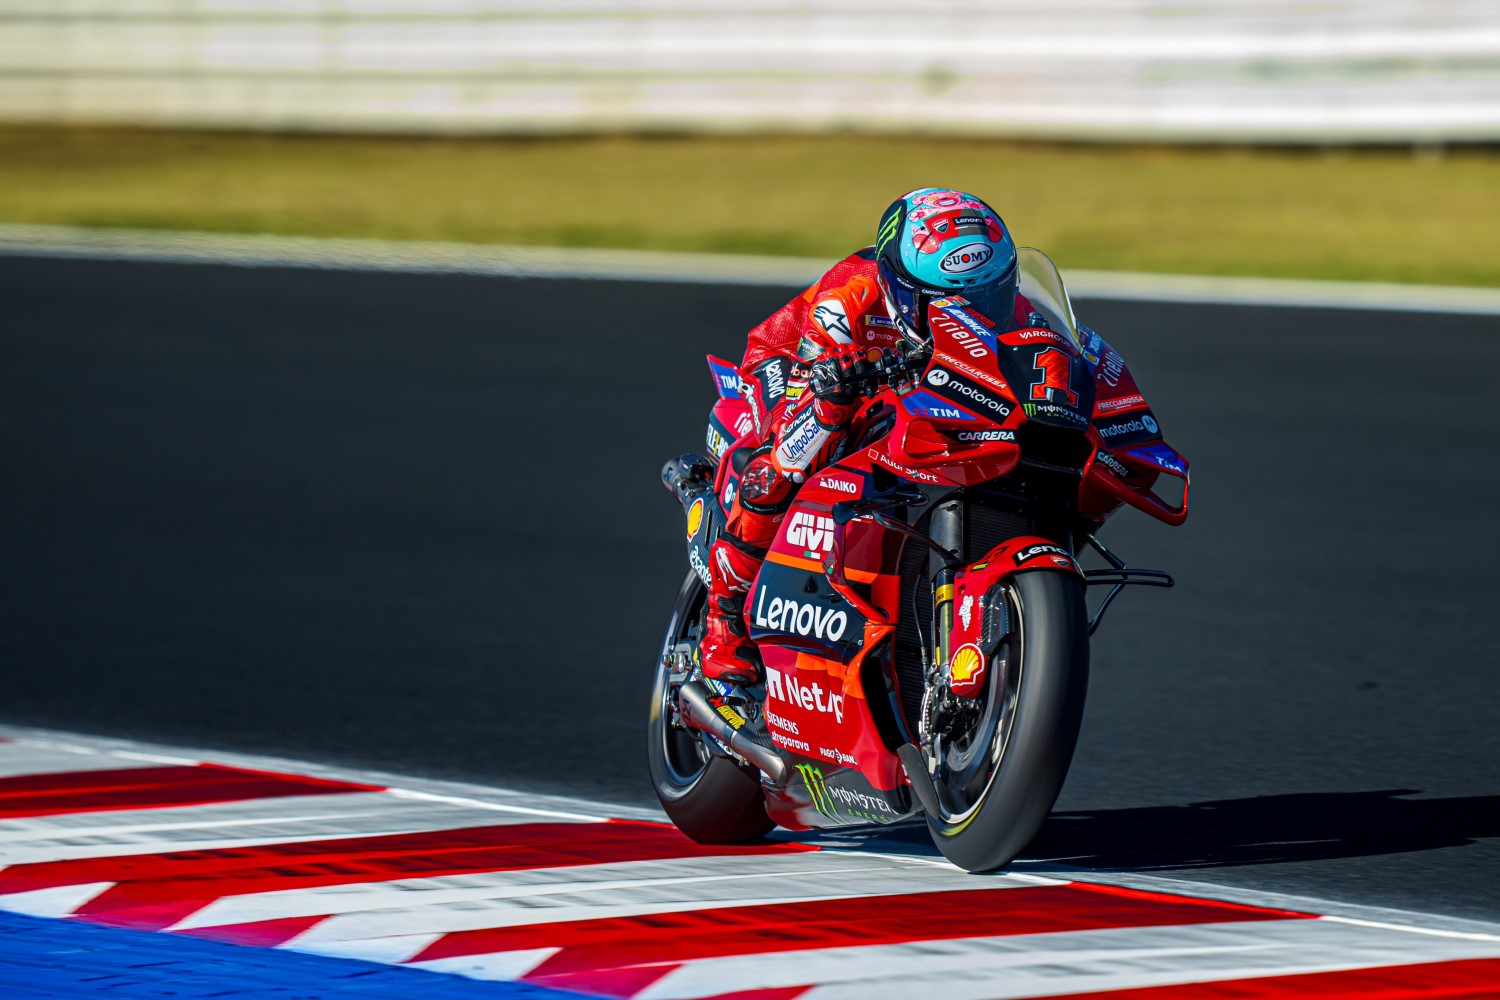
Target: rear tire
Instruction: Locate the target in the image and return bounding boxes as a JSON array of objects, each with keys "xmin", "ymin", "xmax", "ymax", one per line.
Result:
[
  {"xmin": 646, "ymin": 570, "xmax": 774, "ymax": 844},
  {"xmin": 925, "ymin": 570, "xmax": 1089, "ymax": 872}
]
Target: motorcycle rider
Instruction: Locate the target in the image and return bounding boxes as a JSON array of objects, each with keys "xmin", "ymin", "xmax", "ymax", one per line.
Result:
[{"xmin": 700, "ymin": 187, "xmax": 1033, "ymax": 686}]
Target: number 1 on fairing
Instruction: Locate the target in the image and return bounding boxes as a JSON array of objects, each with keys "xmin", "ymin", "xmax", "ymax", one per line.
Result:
[{"xmin": 1029, "ymin": 347, "xmax": 1078, "ymax": 406}]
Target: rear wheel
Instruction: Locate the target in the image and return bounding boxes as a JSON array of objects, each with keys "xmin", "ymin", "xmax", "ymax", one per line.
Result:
[
  {"xmin": 923, "ymin": 570, "xmax": 1089, "ymax": 872},
  {"xmin": 645, "ymin": 570, "xmax": 774, "ymax": 844}
]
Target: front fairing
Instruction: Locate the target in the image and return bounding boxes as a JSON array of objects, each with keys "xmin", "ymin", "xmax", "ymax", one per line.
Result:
[{"xmin": 882, "ymin": 248, "xmax": 1095, "ymax": 481}]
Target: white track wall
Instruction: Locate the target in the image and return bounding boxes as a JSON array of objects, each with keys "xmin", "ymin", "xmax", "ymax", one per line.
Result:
[{"xmin": 3, "ymin": 1, "xmax": 1498, "ymax": 142}]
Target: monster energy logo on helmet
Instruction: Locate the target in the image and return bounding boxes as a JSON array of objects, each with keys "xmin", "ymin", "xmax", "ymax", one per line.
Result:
[{"xmin": 876, "ymin": 203, "xmax": 903, "ymax": 256}]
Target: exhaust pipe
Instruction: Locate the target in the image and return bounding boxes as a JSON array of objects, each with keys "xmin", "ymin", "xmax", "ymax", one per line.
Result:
[{"xmin": 676, "ymin": 681, "xmax": 786, "ymax": 786}]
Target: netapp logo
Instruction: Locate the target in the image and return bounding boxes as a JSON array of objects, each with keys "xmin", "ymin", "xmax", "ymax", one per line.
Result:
[{"xmin": 767, "ymin": 665, "xmax": 845, "ymax": 722}]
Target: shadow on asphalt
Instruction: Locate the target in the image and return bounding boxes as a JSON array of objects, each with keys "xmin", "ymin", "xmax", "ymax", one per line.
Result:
[
  {"xmin": 784, "ymin": 790, "xmax": 1500, "ymax": 875},
  {"xmin": 1029, "ymin": 790, "xmax": 1500, "ymax": 872}
]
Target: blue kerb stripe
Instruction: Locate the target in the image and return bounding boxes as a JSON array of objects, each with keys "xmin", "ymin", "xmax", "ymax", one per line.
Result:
[{"xmin": 0, "ymin": 910, "xmax": 587, "ymax": 999}]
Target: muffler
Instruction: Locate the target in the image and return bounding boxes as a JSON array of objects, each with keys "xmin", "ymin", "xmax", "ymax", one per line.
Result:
[{"xmin": 676, "ymin": 681, "xmax": 786, "ymax": 786}]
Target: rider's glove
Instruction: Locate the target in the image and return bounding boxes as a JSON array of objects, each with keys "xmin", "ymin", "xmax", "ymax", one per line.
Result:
[{"xmin": 809, "ymin": 348, "xmax": 872, "ymax": 407}]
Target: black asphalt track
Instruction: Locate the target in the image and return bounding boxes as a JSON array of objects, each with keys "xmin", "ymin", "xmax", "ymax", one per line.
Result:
[{"xmin": 2, "ymin": 256, "xmax": 1497, "ymax": 921}]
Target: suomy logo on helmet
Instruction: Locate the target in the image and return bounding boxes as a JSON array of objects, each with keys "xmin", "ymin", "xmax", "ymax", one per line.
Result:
[{"xmin": 939, "ymin": 243, "xmax": 994, "ymax": 274}]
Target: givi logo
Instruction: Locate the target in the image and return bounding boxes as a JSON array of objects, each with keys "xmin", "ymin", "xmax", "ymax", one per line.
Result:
[{"xmin": 787, "ymin": 511, "xmax": 836, "ymax": 553}]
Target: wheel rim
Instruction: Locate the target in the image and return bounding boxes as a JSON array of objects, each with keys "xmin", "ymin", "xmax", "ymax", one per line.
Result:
[
  {"xmin": 932, "ymin": 584, "xmax": 1025, "ymax": 825},
  {"xmin": 655, "ymin": 577, "xmax": 712, "ymax": 788}
]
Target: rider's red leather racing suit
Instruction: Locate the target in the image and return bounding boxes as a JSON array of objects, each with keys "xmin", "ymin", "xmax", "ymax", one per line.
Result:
[{"xmin": 700, "ymin": 247, "xmax": 1035, "ymax": 683}]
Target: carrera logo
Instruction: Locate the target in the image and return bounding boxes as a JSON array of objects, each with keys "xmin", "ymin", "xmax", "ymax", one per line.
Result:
[
  {"xmin": 1095, "ymin": 450, "xmax": 1130, "ymax": 477},
  {"xmin": 954, "ymin": 429, "xmax": 1016, "ymax": 442},
  {"xmin": 766, "ymin": 665, "xmax": 845, "ymax": 722},
  {"xmin": 1014, "ymin": 543, "xmax": 1071, "ymax": 565},
  {"xmin": 939, "ymin": 242, "xmax": 994, "ymax": 274},
  {"xmin": 787, "ymin": 511, "xmax": 836, "ymax": 552},
  {"xmin": 813, "ymin": 474, "xmax": 859, "ymax": 495}
]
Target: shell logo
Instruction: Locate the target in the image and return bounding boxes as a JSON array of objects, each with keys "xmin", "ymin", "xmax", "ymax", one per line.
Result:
[
  {"xmin": 686, "ymin": 496, "xmax": 705, "ymax": 539},
  {"xmin": 949, "ymin": 643, "xmax": 986, "ymax": 694}
]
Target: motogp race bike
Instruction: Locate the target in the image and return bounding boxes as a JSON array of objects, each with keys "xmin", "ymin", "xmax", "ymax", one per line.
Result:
[{"xmin": 650, "ymin": 249, "xmax": 1190, "ymax": 872}]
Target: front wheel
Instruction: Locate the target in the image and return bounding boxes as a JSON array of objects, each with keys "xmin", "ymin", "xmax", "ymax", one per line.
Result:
[
  {"xmin": 645, "ymin": 570, "xmax": 774, "ymax": 844},
  {"xmin": 924, "ymin": 570, "xmax": 1089, "ymax": 872}
]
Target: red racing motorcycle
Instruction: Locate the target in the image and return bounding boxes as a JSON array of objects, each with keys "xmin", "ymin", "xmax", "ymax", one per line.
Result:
[{"xmin": 650, "ymin": 249, "xmax": 1189, "ymax": 872}]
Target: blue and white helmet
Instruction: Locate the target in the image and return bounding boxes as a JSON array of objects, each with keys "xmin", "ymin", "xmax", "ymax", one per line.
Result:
[{"xmin": 874, "ymin": 188, "xmax": 1019, "ymax": 345}]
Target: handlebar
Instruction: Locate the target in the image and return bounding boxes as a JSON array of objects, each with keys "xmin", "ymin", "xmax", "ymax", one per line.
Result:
[{"xmin": 808, "ymin": 346, "xmax": 929, "ymax": 401}]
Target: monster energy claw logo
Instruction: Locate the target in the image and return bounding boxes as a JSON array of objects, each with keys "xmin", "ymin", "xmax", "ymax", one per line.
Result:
[
  {"xmin": 795, "ymin": 763, "xmax": 839, "ymax": 819},
  {"xmin": 877, "ymin": 210, "xmax": 901, "ymax": 255}
]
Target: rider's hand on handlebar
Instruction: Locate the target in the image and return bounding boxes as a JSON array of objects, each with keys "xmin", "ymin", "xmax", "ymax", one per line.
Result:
[{"xmin": 809, "ymin": 347, "xmax": 872, "ymax": 406}]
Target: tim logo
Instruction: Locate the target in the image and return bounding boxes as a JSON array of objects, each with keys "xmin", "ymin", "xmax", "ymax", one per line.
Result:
[{"xmin": 787, "ymin": 512, "xmax": 836, "ymax": 553}]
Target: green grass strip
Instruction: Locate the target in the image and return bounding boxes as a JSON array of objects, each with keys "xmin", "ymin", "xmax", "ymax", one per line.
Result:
[{"xmin": 4, "ymin": 128, "xmax": 1497, "ymax": 287}]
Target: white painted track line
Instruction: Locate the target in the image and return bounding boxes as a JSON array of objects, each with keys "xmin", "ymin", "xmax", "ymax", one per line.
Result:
[
  {"xmin": 3, "ymin": 728, "xmax": 1500, "ymax": 998},
  {"xmin": 2, "ymin": 223, "xmax": 1499, "ymax": 315}
]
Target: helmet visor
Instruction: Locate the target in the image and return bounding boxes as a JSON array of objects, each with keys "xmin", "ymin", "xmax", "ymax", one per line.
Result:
[
  {"xmin": 877, "ymin": 256, "xmax": 933, "ymax": 344},
  {"xmin": 951, "ymin": 262, "xmax": 1019, "ymax": 329}
]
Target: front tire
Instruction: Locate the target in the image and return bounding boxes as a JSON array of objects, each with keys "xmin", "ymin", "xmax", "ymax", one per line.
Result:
[
  {"xmin": 925, "ymin": 570, "xmax": 1089, "ymax": 872},
  {"xmin": 646, "ymin": 570, "xmax": 774, "ymax": 844}
]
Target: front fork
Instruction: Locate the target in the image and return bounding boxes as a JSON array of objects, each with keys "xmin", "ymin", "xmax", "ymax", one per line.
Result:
[{"xmin": 928, "ymin": 498, "xmax": 964, "ymax": 678}]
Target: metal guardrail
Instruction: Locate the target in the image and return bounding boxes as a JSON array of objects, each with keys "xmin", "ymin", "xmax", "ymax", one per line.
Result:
[{"xmin": 2, "ymin": 1, "xmax": 1497, "ymax": 143}]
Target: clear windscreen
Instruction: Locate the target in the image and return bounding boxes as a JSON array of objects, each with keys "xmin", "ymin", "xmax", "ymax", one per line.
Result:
[{"xmin": 1015, "ymin": 247, "xmax": 1080, "ymax": 344}]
